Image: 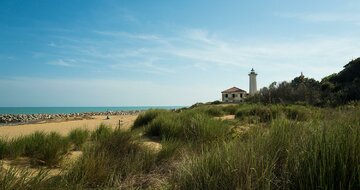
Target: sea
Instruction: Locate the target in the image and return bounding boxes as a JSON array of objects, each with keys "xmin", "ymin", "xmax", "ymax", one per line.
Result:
[{"xmin": 0, "ymin": 106, "xmax": 184, "ymax": 114}]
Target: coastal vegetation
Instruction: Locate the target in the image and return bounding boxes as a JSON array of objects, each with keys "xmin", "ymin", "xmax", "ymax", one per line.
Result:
[
  {"xmin": 0, "ymin": 59, "xmax": 359, "ymax": 189},
  {"xmin": 247, "ymin": 58, "xmax": 360, "ymax": 106},
  {"xmin": 1, "ymin": 103, "xmax": 359, "ymax": 189},
  {"xmin": 0, "ymin": 132, "xmax": 70, "ymax": 166}
]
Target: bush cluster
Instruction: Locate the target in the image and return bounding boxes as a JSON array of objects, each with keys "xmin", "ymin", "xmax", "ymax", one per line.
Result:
[
  {"xmin": 0, "ymin": 132, "xmax": 70, "ymax": 166},
  {"xmin": 173, "ymin": 110, "xmax": 360, "ymax": 189},
  {"xmin": 145, "ymin": 110, "xmax": 230, "ymax": 143},
  {"xmin": 64, "ymin": 129, "xmax": 158, "ymax": 188},
  {"xmin": 68, "ymin": 128, "xmax": 90, "ymax": 150},
  {"xmin": 132, "ymin": 109, "xmax": 168, "ymax": 129},
  {"xmin": 1, "ymin": 104, "xmax": 359, "ymax": 189},
  {"xmin": 235, "ymin": 105, "xmax": 311, "ymax": 123}
]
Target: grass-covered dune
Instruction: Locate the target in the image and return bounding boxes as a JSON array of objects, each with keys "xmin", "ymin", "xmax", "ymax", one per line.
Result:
[{"xmin": 1, "ymin": 103, "xmax": 359, "ymax": 189}]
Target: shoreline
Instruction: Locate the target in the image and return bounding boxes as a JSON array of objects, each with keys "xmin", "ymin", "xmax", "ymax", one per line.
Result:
[
  {"xmin": 0, "ymin": 110, "xmax": 142, "ymax": 126},
  {"xmin": 0, "ymin": 114, "xmax": 139, "ymax": 139}
]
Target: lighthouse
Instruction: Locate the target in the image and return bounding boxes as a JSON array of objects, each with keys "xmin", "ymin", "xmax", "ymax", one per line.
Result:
[{"xmin": 249, "ymin": 68, "xmax": 257, "ymax": 95}]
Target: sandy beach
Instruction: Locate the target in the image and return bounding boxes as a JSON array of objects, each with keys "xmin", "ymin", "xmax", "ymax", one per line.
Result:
[{"xmin": 0, "ymin": 114, "xmax": 138, "ymax": 139}]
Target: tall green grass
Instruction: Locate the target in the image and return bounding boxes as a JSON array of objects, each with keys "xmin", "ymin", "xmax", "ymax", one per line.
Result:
[
  {"xmin": 0, "ymin": 166, "xmax": 52, "ymax": 190},
  {"xmin": 68, "ymin": 128, "xmax": 90, "ymax": 150},
  {"xmin": 235, "ymin": 104, "xmax": 313, "ymax": 123},
  {"xmin": 63, "ymin": 129, "xmax": 158, "ymax": 188},
  {"xmin": 91, "ymin": 123, "xmax": 113, "ymax": 141},
  {"xmin": 0, "ymin": 104, "xmax": 359, "ymax": 189},
  {"xmin": 0, "ymin": 132, "xmax": 70, "ymax": 166},
  {"xmin": 145, "ymin": 110, "xmax": 230, "ymax": 143},
  {"xmin": 0, "ymin": 139, "xmax": 7, "ymax": 159},
  {"xmin": 221, "ymin": 105, "xmax": 240, "ymax": 115},
  {"xmin": 132, "ymin": 109, "xmax": 168, "ymax": 129},
  {"xmin": 173, "ymin": 107, "xmax": 360, "ymax": 190},
  {"xmin": 24, "ymin": 132, "xmax": 70, "ymax": 166}
]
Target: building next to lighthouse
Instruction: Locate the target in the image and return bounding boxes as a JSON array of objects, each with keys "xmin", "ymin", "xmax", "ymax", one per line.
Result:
[
  {"xmin": 221, "ymin": 87, "xmax": 247, "ymax": 103},
  {"xmin": 221, "ymin": 68, "xmax": 258, "ymax": 103}
]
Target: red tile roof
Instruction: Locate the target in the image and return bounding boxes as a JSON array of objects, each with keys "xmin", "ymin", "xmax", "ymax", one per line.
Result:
[{"xmin": 221, "ymin": 87, "xmax": 246, "ymax": 93}]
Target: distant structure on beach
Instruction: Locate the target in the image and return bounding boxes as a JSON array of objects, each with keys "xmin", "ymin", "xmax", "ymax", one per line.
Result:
[{"xmin": 221, "ymin": 68, "xmax": 258, "ymax": 103}]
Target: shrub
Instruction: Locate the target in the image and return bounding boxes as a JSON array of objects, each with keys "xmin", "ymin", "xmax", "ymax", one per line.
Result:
[
  {"xmin": 172, "ymin": 140, "xmax": 275, "ymax": 190},
  {"xmin": 192, "ymin": 106, "xmax": 225, "ymax": 117},
  {"xmin": 4, "ymin": 132, "xmax": 70, "ymax": 166},
  {"xmin": 5, "ymin": 137, "xmax": 27, "ymax": 159},
  {"xmin": 234, "ymin": 108, "xmax": 247, "ymax": 120},
  {"xmin": 0, "ymin": 167, "xmax": 51, "ymax": 190},
  {"xmin": 222, "ymin": 105, "xmax": 239, "ymax": 115},
  {"xmin": 132, "ymin": 109, "xmax": 168, "ymax": 129},
  {"xmin": 65, "ymin": 129, "xmax": 157, "ymax": 188},
  {"xmin": 203, "ymin": 107, "xmax": 224, "ymax": 117},
  {"xmin": 282, "ymin": 106, "xmax": 310, "ymax": 121},
  {"xmin": 235, "ymin": 106, "xmax": 261, "ymax": 123},
  {"xmin": 146, "ymin": 111, "xmax": 230, "ymax": 143},
  {"xmin": 210, "ymin": 100, "xmax": 222, "ymax": 105},
  {"xmin": 65, "ymin": 150, "xmax": 115, "ymax": 188},
  {"xmin": 68, "ymin": 128, "xmax": 90, "ymax": 150},
  {"xmin": 156, "ymin": 140, "xmax": 182, "ymax": 163},
  {"xmin": 249, "ymin": 106, "xmax": 273, "ymax": 122},
  {"xmin": 22, "ymin": 132, "xmax": 47, "ymax": 157},
  {"xmin": 235, "ymin": 105, "xmax": 284, "ymax": 123},
  {"xmin": 97, "ymin": 130, "xmax": 140, "ymax": 156},
  {"xmin": 0, "ymin": 139, "xmax": 7, "ymax": 159},
  {"xmin": 286, "ymin": 111, "xmax": 360, "ymax": 189},
  {"xmin": 24, "ymin": 132, "xmax": 70, "ymax": 166},
  {"xmin": 91, "ymin": 124, "xmax": 113, "ymax": 141},
  {"xmin": 173, "ymin": 108, "xmax": 360, "ymax": 189}
]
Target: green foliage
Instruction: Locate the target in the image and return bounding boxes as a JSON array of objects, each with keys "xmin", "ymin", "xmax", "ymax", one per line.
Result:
[
  {"xmin": 210, "ymin": 100, "xmax": 222, "ymax": 105},
  {"xmin": 64, "ymin": 150, "xmax": 115, "ymax": 188},
  {"xmin": 1, "ymin": 104, "xmax": 359, "ymax": 189},
  {"xmin": 0, "ymin": 139, "xmax": 7, "ymax": 159},
  {"xmin": 203, "ymin": 106, "xmax": 225, "ymax": 117},
  {"xmin": 132, "ymin": 109, "xmax": 168, "ymax": 129},
  {"xmin": 235, "ymin": 105, "xmax": 312, "ymax": 123},
  {"xmin": 282, "ymin": 105, "xmax": 310, "ymax": 121},
  {"xmin": 68, "ymin": 128, "xmax": 90, "ymax": 150},
  {"xmin": 193, "ymin": 106, "xmax": 225, "ymax": 117},
  {"xmin": 221, "ymin": 105, "xmax": 239, "ymax": 115},
  {"xmin": 0, "ymin": 167, "xmax": 51, "ymax": 190},
  {"xmin": 65, "ymin": 129, "xmax": 157, "ymax": 188},
  {"xmin": 247, "ymin": 58, "xmax": 360, "ymax": 106},
  {"xmin": 325, "ymin": 58, "xmax": 360, "ymax": 104},
  {"xmin": 156, "ymin": 140, "xmax": 182, "ymax": 163},
  {"xmin": 1, "ymin": 132, "xmax": 70, "ymax": 166},
  {"xmin": 5, "ymin": 138, "xmax": 26, "ymax": 159},
  {"xmin": 91, "ymin": 124, "xmax": 113, "ymax": 141},
  {"xmin": 173, "ymin": 107, "xmax": 360, "ymax": 189},
  {"xmin": 145, "ymin": 110, "xmax": 230, "ymax": 143},
  {"xmin": 23, "ymin": 132, "xmax": 70, "ymax": 166},
  {"xmin": 235, "ymin": 105, "xmax": 275, "ymax": 123}
]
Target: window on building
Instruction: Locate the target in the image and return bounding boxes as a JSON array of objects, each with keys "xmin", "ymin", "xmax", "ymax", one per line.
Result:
[
  {"xmin": 225, "ymin": 94, "xmax": 228, "ymax": 98},
  {"xmin": 240, "ymin": 93, "xmax": 243, "ymax": 98},
  {"xmin": 232, "ymin": 94, "xmax": 235, "ymax": 98}
]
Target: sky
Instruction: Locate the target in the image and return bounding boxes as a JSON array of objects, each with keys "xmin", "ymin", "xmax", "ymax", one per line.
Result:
[{"xmin": 1, "ymin": 0, "xmax": 360, "ymax": 106}]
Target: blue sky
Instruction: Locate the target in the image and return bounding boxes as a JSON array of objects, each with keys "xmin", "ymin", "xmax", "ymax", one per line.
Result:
[{"xmin": 1, "ymin": 0, "xmax": 360, "ymax": 106}]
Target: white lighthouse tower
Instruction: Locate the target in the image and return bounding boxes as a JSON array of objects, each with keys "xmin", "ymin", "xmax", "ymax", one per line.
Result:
[{"xmin": 248, "ymin": 68, "xmax": 258, "ymax": 95}]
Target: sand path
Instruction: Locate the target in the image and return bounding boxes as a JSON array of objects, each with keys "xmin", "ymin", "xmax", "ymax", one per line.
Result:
[{"xmin": 0, "ymin": 115, "xmax": 138, "ymax": 139}]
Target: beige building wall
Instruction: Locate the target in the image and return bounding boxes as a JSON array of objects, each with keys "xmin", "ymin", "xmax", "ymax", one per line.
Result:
[{"xmin": 222, "ymin": 92, "xmax": 246, "ymax": 103}]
